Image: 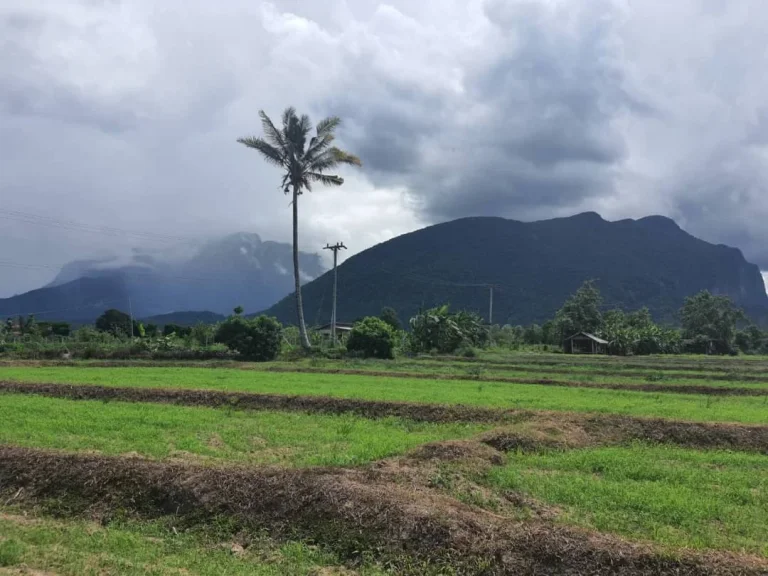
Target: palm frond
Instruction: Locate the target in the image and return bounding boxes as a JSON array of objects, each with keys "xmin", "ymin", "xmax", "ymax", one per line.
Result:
[
  {"xmin": 316, "ymin": 116, "xmax": 341, "ymax": 137},
  {"xmin": 259, "ymin": 110, "xmax": 286, "ymax": 151},
  {"xmin": 331, "ymin": 147, "xmax": 362, "ymax": 166},
  {"xmin": 237, "ymin": 137, "xmax": 285, "ymax": 167},
  {"xmin": 307, "ymin": 172, "xmax": 344, "ymax": 186},
  {"xmin": 304, "ymin": 116, "xmax": 341, "ymax": 161},
  {"xmin": 304, "ymin": 133, "xmax": 336, "ymax": 163},
  {"xmin": 281, "ymin": 107, "xmax": 297, "ymax": 130}
]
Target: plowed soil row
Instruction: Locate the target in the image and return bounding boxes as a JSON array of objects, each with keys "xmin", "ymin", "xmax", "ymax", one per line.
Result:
[
  {"xmin": 264, "ymin": 366, "xmax": 768, "ymax": 396},
  {"xmin": 0, "ymin": 446, "xmax": 764, "ymax": 575},
  {"xmin": 2, "ymin": 381, "xmax": 766, "ymax": 453}
]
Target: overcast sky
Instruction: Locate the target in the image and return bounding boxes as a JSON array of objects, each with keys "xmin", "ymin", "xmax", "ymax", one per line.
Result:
[{"xmin": 2, "ymin": 0, "xmax": 768, "ymax": 297}]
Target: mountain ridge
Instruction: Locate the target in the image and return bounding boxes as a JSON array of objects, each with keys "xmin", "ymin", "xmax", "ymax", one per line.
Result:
[{"xmin": 261, "ymin": 213, "xmax": 768, "ymax": 327}]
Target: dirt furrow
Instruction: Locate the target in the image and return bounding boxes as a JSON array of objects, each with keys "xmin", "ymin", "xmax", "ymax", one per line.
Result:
[{"xmin": 0, "ymin": 446, "xmax": 764, "ymax": 575}]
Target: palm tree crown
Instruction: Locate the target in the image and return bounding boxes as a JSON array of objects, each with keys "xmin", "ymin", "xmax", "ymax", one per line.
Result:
[{"xmin": 238, "ymin": 107, "xmax": 361, "ymax": 195}]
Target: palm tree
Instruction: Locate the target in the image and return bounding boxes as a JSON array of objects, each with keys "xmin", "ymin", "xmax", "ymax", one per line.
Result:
[{"xmin": 238, "ymin": 108, "xmax": 361, "ymax": 350}]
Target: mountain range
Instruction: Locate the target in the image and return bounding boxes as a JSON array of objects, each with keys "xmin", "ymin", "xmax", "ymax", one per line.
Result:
[
  {"xmin": 262, "ymin": 213, "xmax": 768, "ymax": 327},
  {"xmin": 4, "ymin": 213, "xmax": 767, "ymax": 328},
  {"xmin": 0, "ymin": 233, "xmax": 324, "ymax": 323}
]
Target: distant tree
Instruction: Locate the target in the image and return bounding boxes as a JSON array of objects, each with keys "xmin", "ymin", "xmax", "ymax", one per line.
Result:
[
  {"xmin": 553, "ymin": 280, "xmax": 603, "ymax": 341},
  {"xmin": 215, "ymin": 315, "xmax": 282, "ymax": 361},
  {"xmin": 379, "ymin": 307, "xmax": 402, "ymax": 331},
  {"xmin": 144, "ymin": 323, "xmax": 159, "ymax": 338},
  {"xmin": 233, "ymin": 306, "xmax": 244, "ymax": 316},
  {"xmin": 523, "ymin": 324, "xmax": 542, "ymax": 345},
  {"xmin": 238, "ymin": 108, "xmax": 361, "ymax": 350},
  {"xmin": 347, "ymin": 317, "xmax": 396, "ymax": 359},
  {"xmin": 37, "ymin": 321, "xmax": 71, "ymax": 338},
  {"xmin": 163, "ymin": 324, "xmax": 192, "ymax": 338},
  {"xmin": 680, "ymin": 291, "xmax": 746, "ymax": 353},
  {"xmin": 190, "ymin": 322, "xmax": 216, "ymax": 346},
  {"xmin": 409, "ymin": 305, "xmax": 488, "ymax": 354},
  {"xmin": 95, "ymin": 309, "xmax": 133, "ymax": 336}
]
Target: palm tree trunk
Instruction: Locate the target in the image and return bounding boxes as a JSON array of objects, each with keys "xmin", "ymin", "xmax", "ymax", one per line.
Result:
[{"xmin": 292, "ymin": 185, "xmax": 312, "ymax": 350}]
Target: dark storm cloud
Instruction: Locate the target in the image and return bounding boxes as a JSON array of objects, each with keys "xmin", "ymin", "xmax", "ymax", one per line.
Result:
[
  {"xmin": 328, "ymin": 0, "xmax": 631, "ymax": 221},
  {"xmin": 2, "ymin": 0, "xmax": 768, "ymax": 296}
]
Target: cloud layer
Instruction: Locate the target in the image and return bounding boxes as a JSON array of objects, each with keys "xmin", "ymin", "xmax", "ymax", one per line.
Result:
[{"xmin": 2, "ymin": 0, "xmax": 768, "ymax": 296}]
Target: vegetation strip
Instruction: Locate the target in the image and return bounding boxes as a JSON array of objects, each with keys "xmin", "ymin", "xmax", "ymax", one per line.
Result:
[
  {"xmin": 262, "ymin": 366, "xmax": 768, "ymax": 396},
  {"xmin": 1, "ymin": 381, "xmax": 766, "ymax": 453},
  {"xmin": 0, "ymin": 446, "xmax": 764, "ymax": 576}
]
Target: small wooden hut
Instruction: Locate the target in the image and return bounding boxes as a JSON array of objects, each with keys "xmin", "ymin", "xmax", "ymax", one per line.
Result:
[{"xmin": 563, "ymin": 332, "xmax": 608, "ymax": 354}]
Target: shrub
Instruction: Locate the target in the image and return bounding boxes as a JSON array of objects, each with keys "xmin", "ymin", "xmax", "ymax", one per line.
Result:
[
  {"xmin": 409, "ymin": 305, "xmax": 489, "ymax": 354},
  {"xmin": 346, "ymin": 317, "xmax": 396, "ymax": 359},
  {"xmin": 214, "ymin": 315, "xmax": 282, "ymax": 361}
]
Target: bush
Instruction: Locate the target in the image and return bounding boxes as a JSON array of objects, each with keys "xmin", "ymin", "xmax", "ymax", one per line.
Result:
[
  {"xmin": 214, "ymin": 315, "xmax": 282, "ymax": 361},
  {"xmin": 409, "ymin": 305, "xmax": 489, "ymax": 354},
  {"xmin": 346, "ymin": 317, "xmax": 396, "ymax": 359}
]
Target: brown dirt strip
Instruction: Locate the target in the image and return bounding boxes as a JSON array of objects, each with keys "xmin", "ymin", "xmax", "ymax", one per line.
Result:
[
  {"xmin": 482, "ymin": 414, "xmax": 768, "ymax": 454},
  {"xmin": 1, "ymin": 446, "xmax": 765, "ymax": 575},
  {"xmin": 263, "ymin": 366, "xmax": 768, "ymax": 396},
  {"xmin": 1, "ymin": 381, "xmax": 766, "ymax": 453}
]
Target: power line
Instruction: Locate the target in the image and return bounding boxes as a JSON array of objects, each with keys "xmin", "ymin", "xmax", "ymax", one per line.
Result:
[{"xmin": 0, "ymin": 208, "xmax": 199, "ymax": 244}]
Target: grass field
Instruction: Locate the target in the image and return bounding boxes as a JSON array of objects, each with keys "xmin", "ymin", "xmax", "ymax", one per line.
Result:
[
  {"xmin": 0, "ymin": 354, "xmax": 767, "ymax": 574},
  {"xmin": 0, "ymin": 511, "xmax": 385, "ymax": 575},
  {"xmin": 0, "ymin": 393, "xmax": 488, "ymax": 467},
  {"xmin": 479, "ymin": 444, "xmax": 768, "ymax": 556},
  {"xmin": 2, "ymin": 366, "xmax": 766, "ymax": 423}
]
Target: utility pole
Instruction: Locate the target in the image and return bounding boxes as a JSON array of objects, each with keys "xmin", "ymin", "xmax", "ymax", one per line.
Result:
[
  {"xmin": 323, "ymin": 242, "xmax": 347, "ymax": 345},
  {"xmin": 128, "ymin": 295, "xmax": 135, "ymax": 339},
  {"xmin": 488, "ymin": 285, "xmax": 494, "ymax": 325}
]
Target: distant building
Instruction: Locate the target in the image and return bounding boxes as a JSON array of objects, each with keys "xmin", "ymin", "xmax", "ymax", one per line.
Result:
[
  {"xmin": 316, "ymin": 322, "xmax": 354, "ymax": 338},
  {"xmin": 563, "ymin": 332, "xmax": 608, "ymax": 354}
]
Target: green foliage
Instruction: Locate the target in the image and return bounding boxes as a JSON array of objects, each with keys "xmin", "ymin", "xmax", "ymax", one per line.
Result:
[
  {"xmin": 163, "ymin": 323, "xmax": 192, "ymax": 338},
  {"xmin": 95, "ymin": 309, "xmax": 137, "ymax": 337},
  {"xmin": 599, "ymin": 308, "xmax": 681, "ymax": 355},
  {"xmin": 346, "ymin": 317, "xmax": 396, "ymax": 359},
  {"xmin": 409, "ymin": 305, "xmax": 489, "ymax": 354},
  {"xmin": 233, "ymin": 305, "xmax": 244, "ymax": 316},
  {"xmin": 735, "ymin": 325, "xmax": 768, "ymax": 354},
  {"xmin": 36, "ymin": 321, "xmax": 71, "ymax": 337},
  {"xmin": 215, "ymin": 315, "xmax": 282, "ymax": 361},
  {"xmin": 553, "ymin": 280, "xmax": 603, "ymax": 341},
  {"xmin": 379, "ymin": 307, "xmax": 402, "ymax": 331},
  {"xmin": 681, "ymin": 291, "xmax": 746, "ymax": 353}
]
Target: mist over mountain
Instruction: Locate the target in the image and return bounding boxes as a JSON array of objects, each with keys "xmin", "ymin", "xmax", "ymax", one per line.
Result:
[{"xmin": 0, "ymin": 233, "xmax": 324, "ymax": 322}]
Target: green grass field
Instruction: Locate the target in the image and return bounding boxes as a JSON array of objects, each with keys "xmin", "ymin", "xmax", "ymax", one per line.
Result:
[
  {"xmin": 0, "ymin": 511, "xmax": 386, "ymax": 575},
  {"xmin": 2, "ymin": 366, "xmax": 766, "ymax": 423},
  {"xmin": 0, "ymin": 393, "xmax": 488, "ymax": 467},
  {"xmin": 1, "ymin": 356, "xmax": 767, "ymax": 572},
  {"xmin": 480, "ymin": 444, "xmax": 768, "ymax": 556}
]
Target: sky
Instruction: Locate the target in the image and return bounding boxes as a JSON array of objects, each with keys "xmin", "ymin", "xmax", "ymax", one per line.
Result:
[{"xmin": 2, "ymin": 0, "xmax": 768, "ymax": 297}]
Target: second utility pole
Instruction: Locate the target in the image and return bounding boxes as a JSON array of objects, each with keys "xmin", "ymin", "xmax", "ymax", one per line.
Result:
[{"xmin": 324, "ymin": 242, "xmax": 347, "ymax": 344}]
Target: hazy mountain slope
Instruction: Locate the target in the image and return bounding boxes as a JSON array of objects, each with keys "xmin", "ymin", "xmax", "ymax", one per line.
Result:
[{"xmin": 1, "ymin": 233, "xmax": 324, "ymax": 322}]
